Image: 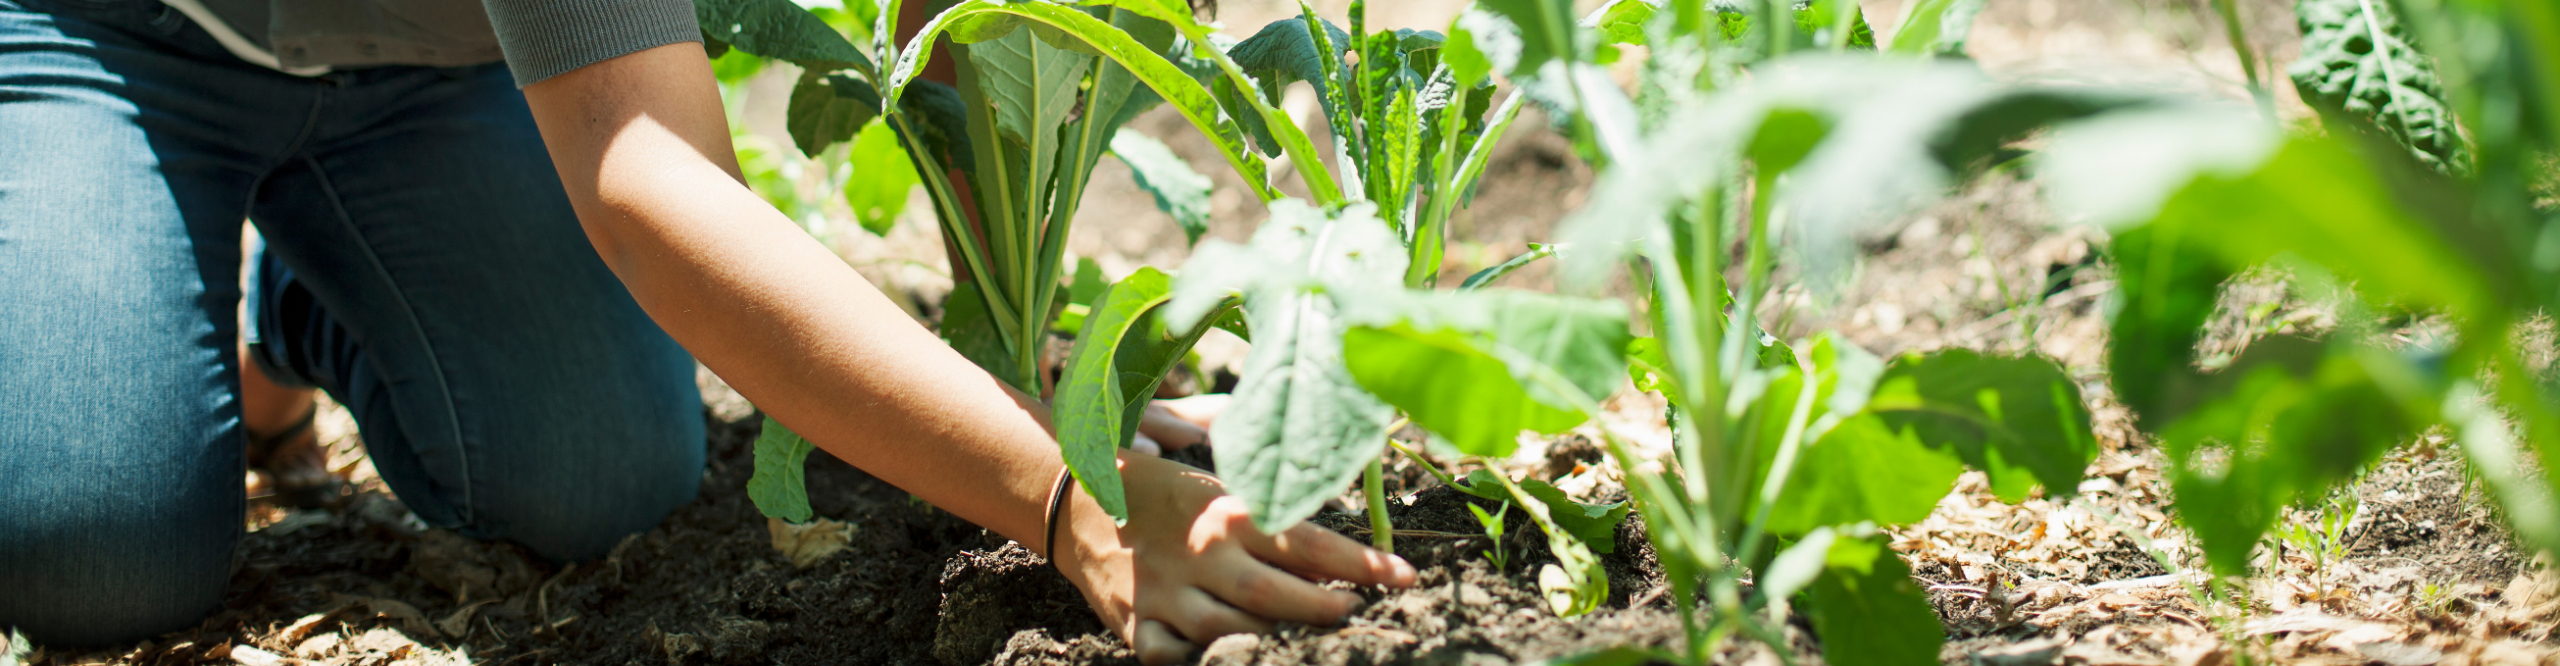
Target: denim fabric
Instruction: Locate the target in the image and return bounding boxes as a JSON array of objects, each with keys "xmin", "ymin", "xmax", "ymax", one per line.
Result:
[{"xmin": 0, "ymin": 0, "xmax": 704, "ymax": 646}]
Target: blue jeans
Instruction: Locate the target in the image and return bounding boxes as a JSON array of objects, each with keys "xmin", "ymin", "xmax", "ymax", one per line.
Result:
[{"xmin": 0, "ymin": 0, "xmax": 705, "ymax": 646}]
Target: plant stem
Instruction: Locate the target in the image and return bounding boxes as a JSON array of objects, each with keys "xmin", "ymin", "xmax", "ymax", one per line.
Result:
[
  {"xmin": 2209, "ymin": 0, "xmax": 2277, "ymax": 121},
  {"xmin": 1364, "ymin": 457, "xmax": 1394, "ymax": 554}
]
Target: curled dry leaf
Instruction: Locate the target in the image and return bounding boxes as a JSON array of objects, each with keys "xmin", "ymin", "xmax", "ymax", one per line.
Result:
[{"xmin": 767, "ymin": 516, "xmax": 855, "ymax": 569}]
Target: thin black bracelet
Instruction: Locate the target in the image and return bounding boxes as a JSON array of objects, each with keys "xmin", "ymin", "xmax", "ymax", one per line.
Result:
[{"xmin": 1043, "ymin": 466, "xmax": 1076, "ymax": 561}]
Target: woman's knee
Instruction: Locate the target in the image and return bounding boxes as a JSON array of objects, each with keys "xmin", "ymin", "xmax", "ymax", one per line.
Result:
[
  {"xmin": 447, "ymin": 349, "xmax": 706, "ymax": 562},
  {"xmin": 0, "ymin": 484, "xmax": 236, "ymax": 647}
]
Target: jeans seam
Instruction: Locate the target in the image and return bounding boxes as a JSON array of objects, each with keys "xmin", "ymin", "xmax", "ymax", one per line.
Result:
[{"xmin": 296, "ymin": 153, "xmax": 474, "ymax": 524}]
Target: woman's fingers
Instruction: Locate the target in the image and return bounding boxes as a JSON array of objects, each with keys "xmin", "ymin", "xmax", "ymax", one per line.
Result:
[
  {"xmin": 1237, "ymin": 519, "xmax": 1419, "ymax": 589},
  {"xmin": 1130, "ymin": 433, "xmax": 1163, "ymax": 457},
  {"xmin": 1163, "ymin": 586, "xmax": 1274, "ymax": 642},
  {"xmin": 1136, "ymin": 404, "xmax": 1207, "ymax": 451},
  {"xmin": 1157, "ymin": 394, "xmax": 1228, "ymax": 429},
  {"xmin": 1133, "ymin": 620, "xmax": 1193, "ymax": 666},
  {"xmin": 1199, "ymin": 547, "xmax": 1363, "ymax": 626}
]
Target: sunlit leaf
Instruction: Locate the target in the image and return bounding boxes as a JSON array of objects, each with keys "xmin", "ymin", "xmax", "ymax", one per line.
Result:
[{"xmin": 748, "ymin": 416, "xmax": 818, "ymax": 523}]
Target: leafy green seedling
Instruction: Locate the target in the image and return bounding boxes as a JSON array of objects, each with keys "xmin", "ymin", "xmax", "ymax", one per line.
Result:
[{"xmin": 1467, "ymin": 501, "xmax": 1512, "ymax": 570}]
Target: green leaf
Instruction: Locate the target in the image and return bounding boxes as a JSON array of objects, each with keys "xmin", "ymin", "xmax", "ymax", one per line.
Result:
[
  {"xmin": 695, "ymin": 0, "xmax": 874, "ymax": 70},
  {"xmin": 888, "ymin": 1, "xmax": 1280, "ymax": 202},
  {"xmin": 787, "ymin": 71, "xmax": 883, "ymax": 158},
  {"xmin": 1450, "ymin": 470, "xmax": 1633, "ymax": 553},
  {"xmin": 749, "ymin": 416, "xmax": 818, "ymax": 523},
  {"xmin": 1760, "ymin": 527, "xmax": 1838, "ymax": 603},
  {"xmin": 2289, "ymin": 0, "xmax": 2471, "ymax": 174},
  {"xmin": 1166, "ymin": 200, "xmax": 1405, "ymax": 532},
  {"xmin": 965, "ymin": 26, "xmax": 1094, "ymax": 216},
  {"xmin": 1807, "ymin": 535, "xmax": 1942, "ymax": 666},
  {"xmin": 1339, "ymin": 290, "xmax": 1632, "ymax": 457},
  {"xmin": 2157, "ymin": 338, "xmax": 2432, "ymax": 576},
  {"xmin": 1584, "ymin": 0, "xmax": 1655, "ymax": 47},
  {"xmin": 1444, "ymin": 9, "xmax": 1520, "ymax": 87},
  {"xmin": 1067, "ymin": 257, "xmax": 1109, "ymax": 306},
  {"xmin": 1227, "ymin": 15, "xmax": 1353, "ymax": 104},
  {"xmin": 711, "ymin": 43, "xmax": 768, "ymax": 83},
  {"xmin": 941, "ymin": 281, "xmax": 1028, "ymax": 391},
  {"xmin": 846, "ymin": 118, "xmax": 920, "ymax": 235},
  {"xmin": 1884, "ymin": 0, "xmax": 1983, "ymax": 55},
  {"xmin": 1457, "ymin": 242, "xmax": 1558, "ymax": 290},
  {"xmin": 1865, "ymin": 349, "xmax": 2098, "ymax": 503},
  {"xmin": 1478, "ymin": 0, "xmax": 1580, "ymax": 77},
  {"xmin": 1755, "ymin": 339, "xmax": 1969, "ymax": 534},
  {"xmin": 1109, "ymin": 129, "xmax": 1216, "ymax": 246},
  {"xmin": 1053, "ymin": 268, "xmax": 1184, "ymax": 525}
]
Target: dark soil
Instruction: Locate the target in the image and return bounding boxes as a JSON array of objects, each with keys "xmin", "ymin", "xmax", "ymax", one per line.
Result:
[{"xmin": 80, "ymin": 410, "xmax": 1688, "ymax": 666}]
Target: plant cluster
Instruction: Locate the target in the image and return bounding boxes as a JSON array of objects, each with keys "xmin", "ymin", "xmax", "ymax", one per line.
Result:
[{"xmin": 703, "ymin": 0, "xmax": 2560, "ymax": 663}]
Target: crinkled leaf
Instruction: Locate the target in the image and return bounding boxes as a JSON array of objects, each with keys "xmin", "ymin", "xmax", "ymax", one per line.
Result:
[
  {"xmin": 748, "ymin": 416, "xmax": 817, "ymax": 523},
  {"xmin": 2289, "ymin": 0, "xmax": 2470, "ymax": 174},
  {"xmin": 1110, "ymin": 129, "xmax": 1216, "ymax": 245}
]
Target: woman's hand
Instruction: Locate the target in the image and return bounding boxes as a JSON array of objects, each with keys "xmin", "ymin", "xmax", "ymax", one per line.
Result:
[{"xmin": 1052, "ymin": 452, "xmax": 1418, "ymax": 665}]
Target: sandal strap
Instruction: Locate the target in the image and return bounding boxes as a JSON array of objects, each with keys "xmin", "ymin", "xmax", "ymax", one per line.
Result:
[{"xmin": 246, "ymin": 403, "xmax": 320, "ymax": 463}]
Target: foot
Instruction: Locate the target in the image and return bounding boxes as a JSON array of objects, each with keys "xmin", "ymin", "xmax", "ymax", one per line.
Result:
[{"xmin": 246, "ymin": 405, "xmax": 339, "ymax": 508}]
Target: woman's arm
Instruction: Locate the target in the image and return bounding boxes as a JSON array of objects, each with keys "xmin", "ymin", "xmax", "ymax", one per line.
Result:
[{"xmin": 516, "ymin": 42, "xmax": 1412, "ymax": 664}]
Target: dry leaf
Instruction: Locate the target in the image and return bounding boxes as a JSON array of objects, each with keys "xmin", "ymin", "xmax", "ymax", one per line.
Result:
[
  {"xmin": 767, "ymin": 516, "xmax": 854, "ymax": 568},
  {"xmin": 433, "ymin": 600, "xmax": 496, "ymax": 639},
  {"xmin": 229, "ymin": 645, "xmax": 292, "ymax": 666}
]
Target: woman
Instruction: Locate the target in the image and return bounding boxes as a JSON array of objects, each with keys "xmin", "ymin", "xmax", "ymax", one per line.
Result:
[{"xmin": 0, "ymin": 0, "xmax": 1413, "ymax": 662}]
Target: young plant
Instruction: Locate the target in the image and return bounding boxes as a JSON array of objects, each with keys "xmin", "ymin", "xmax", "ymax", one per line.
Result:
[
  {"xmin": 1467, "ymin": 501, "xmax": 1512, "ymax": 570},
  {"xmin": 2036, "ymin": 0, "xmax": 2560, "ymax": 586},
  {"xmin": 1359, "ymin": 0, "xmax": 2141, "ymax": 662}
]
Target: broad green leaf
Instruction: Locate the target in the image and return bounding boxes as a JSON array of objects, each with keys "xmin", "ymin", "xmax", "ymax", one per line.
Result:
[
  {"xmin": 1167, "ymin": 201, "xmax": 1406, "ymax": 532},
  {"xmin": 2290, "ymin": 0, "xmax": 2470, "ymax": 174},
  {"xmin": 1806, "ymin": 535, "xmax": 1942, "ymax": 666},
  {"xmin": 846, "ymin": 118, "xmax": 920, "ymax": 235},
  {"xmin": 1339, "ymin": 290, "xmax": 1633, "ymax": 457},
  {"xmin": 887, "ymin": 1, "xmax": 1277, "ymax": 201},
  {"xmin": 1053, "ymin": 268, "xmax": 1180, "ymax": 525},
  {"xmin": 711, "ymin": 43, "xmax": 769, "ymax": 83},
  {"xmin": 695, "ymin": 0, "xmax": 873, "ymax": 70},
  {"xmin": 1762, "ymin": 527, "xmax": 1839, "ymax": 606},
  {"xmin": 1884, "ymin": 0, "xmax": 1983, "ymax": 55},
  {"xmin": 964, "ymin": 27, "xmax": 1093, "ymax": 221},
  {"xmin": 2104, "ymin": 224, "xmax": 2236, "ymax": 429},
  {"xmin": 1457, "ymin": 242, "xmax": 1558, "ymax": 290},
  {"xmin": 1444, "ymin": 9, "xmax": 1522, "ymax": 87},
  {"xmin": 1109, "ymin": 129, "xmax": 1215, "ymax": 245},
  {"xmin": 1067, "ymin": 257, "xmax": 1109, "ymax": 306},
  {"xmin": 1756, "ymin": 341, "xmax": 1966, "ymax": 534},
  {"xmin": 1450, "ymin": 470, "xmax": 1633, "ymax": 552},
  {"xmin": 749, "ymin": 416, "xmax": 818, "ymax": 523},
  {"xmin": 1050, "ymin": 7, "xmax": 1190, "ymax": 246},
  {"xmin": 1865, "ymin": 350, "xmax": 2097, "ymax": 503},
  {"xmin": 787, "ymin": 71, "xmax": 883, "ymax": 157},
  {"xmin": 1583, "ymin": 0, "xmax": 1655, "ymax": 46},
  {"xmin": 2157, "ymin": 339, "xmax": 2432, "ymax": 575},
  {"xmin": 1478, "ymin": 0, "xmax": 1580, "ymax": 77}
]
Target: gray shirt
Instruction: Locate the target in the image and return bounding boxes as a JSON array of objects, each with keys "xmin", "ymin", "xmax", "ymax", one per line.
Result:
[{"xmin": 184, "ymin": 0, "xmax": 699, "ymax": 86}]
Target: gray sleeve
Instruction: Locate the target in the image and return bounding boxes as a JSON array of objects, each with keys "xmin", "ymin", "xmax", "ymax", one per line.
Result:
[{"xmin": 481, "ymin": 0, "xmax": 702, "ymax": 87}]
